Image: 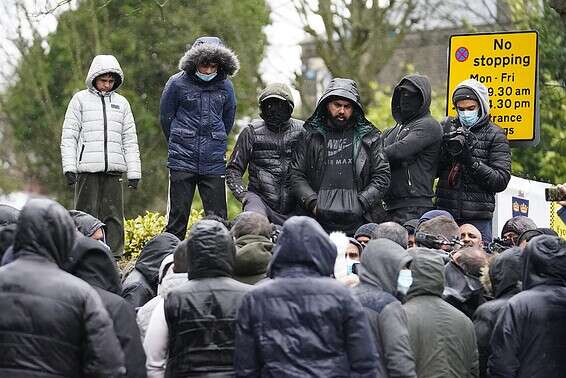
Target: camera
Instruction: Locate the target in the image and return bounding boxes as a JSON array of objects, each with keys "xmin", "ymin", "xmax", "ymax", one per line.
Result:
[
  {"xmin": 415, "ymin": 231, "xmax": 463, "ymax": 253},
  {"xmin": 486, "ymin": 237, "xmax": 513, "ymax": 254},
  {"xmin": 444, "ymin": 129, "xmax": 470, "ymax": 156},
  {"xmin": 545, "ymin": 186, "xmax": 566, "ymax": 202}
]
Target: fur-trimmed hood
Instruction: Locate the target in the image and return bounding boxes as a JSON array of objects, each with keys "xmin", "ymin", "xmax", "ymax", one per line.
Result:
[{"xmin": 178, "ymin": 36, "xmax": 239, "ymax": 79}]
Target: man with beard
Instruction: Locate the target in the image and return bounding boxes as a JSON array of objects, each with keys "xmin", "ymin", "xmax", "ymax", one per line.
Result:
[
  {"xmin": 290, "ymin": 78, "xmax": 390, "ymax": 234},
  {"xmin": 227, "ymin": 83, "xmax": 304, "ymax": 224}
]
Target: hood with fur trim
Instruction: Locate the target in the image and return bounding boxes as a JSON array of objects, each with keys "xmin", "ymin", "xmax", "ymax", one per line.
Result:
[
  {"xmin": 85, "ymin": 54, "xmax": 124, "ymax": 93},
  {"xmin": 178, "ymin": 36, "xmax": 239, "ymax": 80}
]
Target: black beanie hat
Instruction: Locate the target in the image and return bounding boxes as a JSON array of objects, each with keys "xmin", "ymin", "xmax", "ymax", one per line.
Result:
[{"xmin": 452, "ymin": 87, "xmax": 479, "ymax": 104}]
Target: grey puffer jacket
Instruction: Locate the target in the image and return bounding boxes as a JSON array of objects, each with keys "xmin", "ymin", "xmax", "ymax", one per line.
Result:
[
  {"xmin": 404, "ymin": 249, "xmax": 479, "ymax": 378},
  {"xmin": 353, "ymin": 238, "xmax": 417, "ymax": 378},
  {"xmin": 61, "ymin": 55, "xmax": 141, "ymax": 179}
]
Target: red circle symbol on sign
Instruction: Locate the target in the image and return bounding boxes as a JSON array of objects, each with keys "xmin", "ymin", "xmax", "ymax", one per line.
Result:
[{"xmin": 455, "ymin": 47, "xmax": 469, "ymax": 62}]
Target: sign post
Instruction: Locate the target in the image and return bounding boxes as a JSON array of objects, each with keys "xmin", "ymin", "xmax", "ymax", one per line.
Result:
[{"xmin": 447, "ymin": 31, "xmax": 539, "ymax": 147}]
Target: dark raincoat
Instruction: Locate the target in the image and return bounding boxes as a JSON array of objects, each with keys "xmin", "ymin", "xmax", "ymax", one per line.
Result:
[
  {"xmin": 164, "ymin": 220, "xmax": 251, "ymax": 377},
  {"xmin": 353, "ymin": 238, "xmax": 417, "ymax": 378},
  {"xmin": 488, "ymin": 236, "xmax": 566, "ymax": 378},
  {"xmin": 473, "ymin": 247, "xmax": 521, "ymax": 378},
  {"xmin": 122, "ymin": 232, "xmax": 180, "ymax": 308},
  {"xmin": 68, "ymin": 236, "xmax": 147, "ymax": 378},
  {"xmin": 0, "ymin": 198, "xmax": 125, "ymax": 377},
  {"xmin": 235, "ymin": 216, "xmax": 381, "ymax": 377},
  {"xmin": 404, "ymin": 249, "xmax": 478, "ymax": 378}
]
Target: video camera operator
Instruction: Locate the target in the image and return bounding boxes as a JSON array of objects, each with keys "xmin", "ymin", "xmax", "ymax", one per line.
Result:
[{"xmin": 436, "ymin": 79, "xmax": 511, "ymax": 242}]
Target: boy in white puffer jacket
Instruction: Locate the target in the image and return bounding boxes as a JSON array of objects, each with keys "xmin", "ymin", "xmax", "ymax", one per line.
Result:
[{"xmin": 61, "ymin": 54, "xmax": 141, "ymax": 257}]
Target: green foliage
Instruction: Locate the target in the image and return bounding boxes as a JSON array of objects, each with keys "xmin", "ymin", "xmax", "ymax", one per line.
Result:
[
  {"xmin": 507, "ymin": 1, "xmax": 566, "ymax": 183},
  {"xmin": 0, "ymin": 0, "xmax": 269, "ymax": 216},
  {"xmin": 123, "ymin": 208, "xmax": 203, "ymax": 261}
]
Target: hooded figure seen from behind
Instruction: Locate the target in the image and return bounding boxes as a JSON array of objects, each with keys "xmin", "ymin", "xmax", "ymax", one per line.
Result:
[
  {"xmin": 404, "ymin": 249, "xmax": 478, "ymax": 378},
  {"xmin": 0, "ymin": 198, "xmax": 125, "ymax": 377},
  {"xmin": 235, "ymin": 216, "xmax": 381, "ymax": 377},
  {"xmin": 122, "ymin": 232, "xmax": 180, "ymax": 308},
  {"xmin": 144, "ymin": 220, "xmax": 251, "ymax": 377},
  {"xmin": 473, "ymin": 247, "xmax": 521, "ymax": 378},
  {"xmin": 67, "ymin": 235, "xmax": 147, "ymax": 378},
  {"xmin": 488, "ymin": 236, "xmax": 566, "ymax": 378}
]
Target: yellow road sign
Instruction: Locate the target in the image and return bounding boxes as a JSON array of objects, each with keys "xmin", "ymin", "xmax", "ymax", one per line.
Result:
[{"xmin": 447, "ymin": 31, "xmax": 539, "ymax": 146}]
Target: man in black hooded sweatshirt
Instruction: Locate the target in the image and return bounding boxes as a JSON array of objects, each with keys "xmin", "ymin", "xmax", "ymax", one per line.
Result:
[
  {"xmin": 67, "ymin": 236, "xmax": 147, "ymax": 378},
  {"xmin": 290, "ymin": 78, "xmax": 390, "ymax": 234},
  {"xmin": 0, "ymin": 198, "xmax": 125, "ymax": 377},
  {"xmin": 382, "ymin": 74, "xmax": 443, "ymax": 224},
  {"xmin": 488, "ymin": 235, "xmax": 566, "ymax": 378}
]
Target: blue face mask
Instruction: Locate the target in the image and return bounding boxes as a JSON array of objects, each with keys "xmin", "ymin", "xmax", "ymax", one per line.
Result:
[
  {"xmin": 397, "ymin": 269, "xmax": 413, "ymax": 296},
  {"xmin": 195, "ymin": 70, "xmax": 217, "ymax": 82},
  {"xmin": 457, "ymin": 109, "xmax": 480, "ymax": 127}
]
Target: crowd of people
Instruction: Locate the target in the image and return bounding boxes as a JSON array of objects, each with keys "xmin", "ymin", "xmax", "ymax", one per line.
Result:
[{"xmin": 0, "ymin": 35, "xmax": 565, "ymax": 377}]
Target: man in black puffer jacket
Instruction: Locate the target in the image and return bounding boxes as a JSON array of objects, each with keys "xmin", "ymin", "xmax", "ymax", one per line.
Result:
[
  {"xmin": 235, "ymin": 216, "xmax": 381, "ymax": 377},
  {"xmin": 67, "ymin": 236, "xmax": 147, "ymax": 378},
  {"xmin": 0, "ymin": 198, "xmax": 125, "ymax": 377},
  {"xmin": 473, "ymin": 247, "xmax": 521, "ymax": 378},
  {"xmin": 488, "ymin": 236, "xmax": 566, "ymax": 377},
  {"xmin": 383, "ymin": 74, "xmax": 443, "ymax": 224},
  {"xmin": 227, "ymin": 83, "xmax": 304, "ymax": 225},
  {"xmin": 290, "ymin": 78, "xmax": 390, "ymax": 234},
  {"xmin": 122, "ymin": 232, "xmax": 180, "ymax": 308},
  {"xmin": 144, "ymin": 220, "xmax": 251, "ymax": 377},
  {"xmin": 436, "ymin": 78, "xmax": 511, "ymax": 241}
]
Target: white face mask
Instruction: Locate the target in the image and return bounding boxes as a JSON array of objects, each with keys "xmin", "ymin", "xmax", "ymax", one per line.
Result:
[{"xmin": 397, "ymin": 269, "xmax": 413, "ymax": 295}]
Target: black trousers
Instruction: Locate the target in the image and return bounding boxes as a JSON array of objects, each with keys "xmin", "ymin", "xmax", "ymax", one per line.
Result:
[
  {"xmin": 165, "ymin": 171, "xmax": 227, "ymax": 239},
  {"xmin": 75, "ymin": 173, "xmax": 124, "ymax": 257}
]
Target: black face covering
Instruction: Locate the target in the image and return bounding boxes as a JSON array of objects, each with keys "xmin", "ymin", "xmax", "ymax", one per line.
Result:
[
  {"xmin": 260, "ymin": 98, "xmax": 291, "ymax": 128},
  {"xmin": 398, "ymin": 89, "xmax": 422, "ymax": 122}
]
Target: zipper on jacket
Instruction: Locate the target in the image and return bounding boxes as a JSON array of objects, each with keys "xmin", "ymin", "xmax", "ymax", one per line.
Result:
[
  {"xmin": 100, "ymin": 94, "xmax": 109, "ymax": 172},
  {"xmin": 79, "ymin": 144, "xmax": 85, "ymax": 162}
]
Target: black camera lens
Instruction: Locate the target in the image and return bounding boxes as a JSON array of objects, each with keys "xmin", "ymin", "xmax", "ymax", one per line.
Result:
[{"xmin": 445, "ymin": 134, "xmax": 466, "ymax": 155}]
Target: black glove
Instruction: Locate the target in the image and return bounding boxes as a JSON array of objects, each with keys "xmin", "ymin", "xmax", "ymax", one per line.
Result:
[
  {"xmin": 461, "ymin": 143, "xmax": 474, "ymax": 167},
  {"xmin": 65, "ymin": 172, "xmax": 77, "ymax": 186},
  {"xmin": 128, "ymin": 179, "xmax": 139, "ymax": 190}
]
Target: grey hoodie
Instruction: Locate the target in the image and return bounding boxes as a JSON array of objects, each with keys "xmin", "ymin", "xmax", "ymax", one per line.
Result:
[
  {"xmin": 354, "ymin": 238, "xmax": 416, "ymax": 378},
  {"xmin": 404, "ymin": 250, "xmax": 478, "ymax": 378}
]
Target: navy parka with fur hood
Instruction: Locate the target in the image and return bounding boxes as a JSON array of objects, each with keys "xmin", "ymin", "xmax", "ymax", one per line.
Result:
[
  {"xmin": 160, "ymin": 36, "xmax": 239, "ymax": 175},
  {"xmin": 235, "ymin": 216, "xmax": 381, "ymax": 377}
]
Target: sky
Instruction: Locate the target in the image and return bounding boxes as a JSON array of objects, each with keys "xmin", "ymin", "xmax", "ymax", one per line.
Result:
[{"xmin": 0, "ymin": 0, "xmax": 309, "ymax": 89}]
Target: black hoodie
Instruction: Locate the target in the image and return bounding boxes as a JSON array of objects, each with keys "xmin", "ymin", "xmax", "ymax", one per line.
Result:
[
  {"xmin": 163, "ymin": 220, "xmax": 251, "ymax": 377},
  {"xmin": 0, "ymin": 198, "xmax": 125, "ymax": 377},
  {"xmin": 489, "ymin": 236, "xmax": 566, "ymax": 378},
  {"xmin": 382, "ymin": 74, "xmax": 443, "ymax": 210},
  {"xmin": 122, "ymin": 232, "xmax": 180, "ymax": 308},
  {"xmin": 473, "ymin": 247, "xmax": 521, "ymax": 378},
  {"xmin": 290, "ymin": 78, "xmax": 390, "ymax": 232},
  {"xmin": 68, "ymin": 237, "xmax": 147, "ymax": 378}
]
